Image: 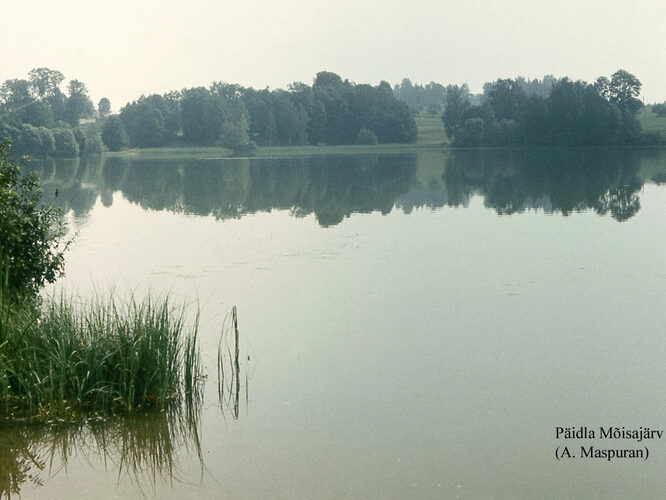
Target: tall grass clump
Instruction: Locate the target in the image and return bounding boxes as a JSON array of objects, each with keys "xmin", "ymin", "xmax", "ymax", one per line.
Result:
[{"xmin": 0, "ymin": 288, "xmax": 202, "ymax": 421}]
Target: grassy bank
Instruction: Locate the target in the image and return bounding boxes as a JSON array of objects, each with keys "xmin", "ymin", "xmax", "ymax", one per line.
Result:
[
  {"xmin": 105, "ymin": 141, "xmax": 445, "ymax": 160},
  {"xmin": 0, "ymin": 289, "xmax": 201, "ymax": 421}
]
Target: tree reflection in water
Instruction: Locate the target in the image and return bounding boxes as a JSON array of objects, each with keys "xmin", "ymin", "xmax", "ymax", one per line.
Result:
[{"xmin": 26, "ymin": 149, "xmax": 665, "ymax": 227}]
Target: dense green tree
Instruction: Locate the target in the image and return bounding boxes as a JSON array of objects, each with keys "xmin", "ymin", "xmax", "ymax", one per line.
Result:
[
  {"xmin": 313, "ymin": 71, "xmax": 344, "ymax": 89},
  {"xmin": 484, "ymin": 79, "xmax": 527, "ymax": 121},
  {"xmin": 28, "ymin": 68, "xmax": 65, "ymax": 100},
  {"xmin": 446, "ymin": 71, "xmax": 649, "ymax": 147},
  {"xmin": 442, "ymin": 84, "xmax": 471, "ymax": 138},
  {"xmin": 0, "ymin": 79, "xmax": 33, "ymax": 112},
  {"xmin": 101, "ymin": 115, "xmax": 129, "ymax": 151},
  {"xmin": 18, "ymin": 101, "xmax": 54, "ymax": 128},
  {"xmin": 98, "ymin": 97, "xmax": 111, "ymax": 117},
  {"xmin": 607, "ymin": 70, "xmax": 642, "ymax": 115},
  {"xmin": 218, "ymin": 101, "xmax": 254, "ymax": 153},
  {"xmin": 120, "ymin": 94, "xmax": 177, "ymax": 147},
  {"xmin": 45, "ymin": 89, "xmax": 67, "ymax": 123},
  {"xmin": 393, "ymin": 78, "xmax": 447, "ymax": 110},
  {"xmin": 64, "ymin": 80, "xmax": 95, "ymax": 126},
  {"xmin": 272, "ymin": 90, "xmax": 302, "ymax": 145},
  {"xmin": 180, "ymin": 87, "xmax": 225, "ymax": 145}
]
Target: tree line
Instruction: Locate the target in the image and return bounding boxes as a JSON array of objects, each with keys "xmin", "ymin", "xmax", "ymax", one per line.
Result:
[
  {"xmin": 0, "ymin": 68, "xmax": 108, "ymax": 157},
  {"xmin": 392, "ymin": 75, "xmax": 557, "ymax": 113},
  {"xmin": 2, "ymin": 67, "xmax": 662, "ymax": 157},
  {"xmin": 0, "ymin": 69, "xmax": 417, "ymax": 157},
  {"xmin": 436, "ymin": 70, "xmax": 657, "ymax": 147},
  {"xmin": 103, "ymin": 71, "xmax": 417, "ymax": 152}
]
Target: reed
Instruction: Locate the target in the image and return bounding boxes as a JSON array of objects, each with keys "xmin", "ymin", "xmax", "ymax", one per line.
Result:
[{"xmin": 0, "ymin": 288, "xmax": 202, "ymax": 421}]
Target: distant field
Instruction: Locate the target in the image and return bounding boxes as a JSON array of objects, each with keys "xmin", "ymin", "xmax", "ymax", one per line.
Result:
[
  {"xmin": 415, "ymin": 108, "xmax": 449, "ymax": 145},
  {"xmin": 639, "ymin": 106, "xmax": 666, "ymax": 138}
]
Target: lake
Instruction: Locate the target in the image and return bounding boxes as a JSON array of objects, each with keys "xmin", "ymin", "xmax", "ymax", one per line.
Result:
[{"xmin": 3, "ymin": 148, "xmax": 666, "ymax": 499}]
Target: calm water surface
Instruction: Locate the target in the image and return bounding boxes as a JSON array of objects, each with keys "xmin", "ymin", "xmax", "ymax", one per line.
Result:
[{"xmin": 3, "ymin": 149, "xmax": 666, "ymax": 499}]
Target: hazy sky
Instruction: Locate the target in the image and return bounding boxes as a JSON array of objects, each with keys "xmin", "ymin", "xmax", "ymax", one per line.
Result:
[{"xmin": 2, "ymin": 0, "xmax": 664, "ymax": 110}]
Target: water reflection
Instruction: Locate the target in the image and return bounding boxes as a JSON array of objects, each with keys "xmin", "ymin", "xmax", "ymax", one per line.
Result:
[
  {"xmin": 442, "ymin": 149, "xmax": 650, "ymax": 221},
  {"xmin": 27, "ymin": 149, "xmax": 666, "ymax": 224},
  {"xmin": 0, "ymin": 406, "xmax": 202, "ymax": 498},
  {"xmin": 218, "ymin": 307, "xmax": 251, "ymax": 421}
]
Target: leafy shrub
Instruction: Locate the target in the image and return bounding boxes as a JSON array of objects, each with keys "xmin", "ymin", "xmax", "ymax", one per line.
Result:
[
  {"xmin": 0, "ymin": 139, "xmax": 69, "ymax": 297},
  {"xmin": 52, "ymin": 128, "xmax": 79, "ymax": 157},
  {"xmin": 38, "ymin": 127, "xmax": 55, "ymax": 157}
]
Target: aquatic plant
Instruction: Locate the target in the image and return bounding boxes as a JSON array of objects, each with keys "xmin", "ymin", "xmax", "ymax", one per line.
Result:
[{"xmin": 0, "ymin": 287, "xmax": 203, "ymax": 421}]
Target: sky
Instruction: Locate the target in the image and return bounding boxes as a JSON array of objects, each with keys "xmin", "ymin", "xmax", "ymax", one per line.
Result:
[{"xmin": 1, "ymin": 0, "xmax": 665, "ymax": 111}]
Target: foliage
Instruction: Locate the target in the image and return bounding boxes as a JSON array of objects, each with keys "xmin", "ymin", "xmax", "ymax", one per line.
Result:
[
  {"xmin": 101, "ymin": 115, "xmax": 129, "ymax": 151},
  {"xmin": 393, "ymin": 78, "xmax": 447, "ymax": 110},
  {"xmin": 0, "ymin": 68, "xmax": 103, "ymax": 158},
  {"xmin": 74, "ymin": 124, "xmax": 103, "ymax": 155},
  {"xmin": 442, "ymin": 84, "xmax": 471, "ymax": 138},
  {"xmin": 445, "ymin": 70, "xmax": 651, "ymax": 147},
  {"xmin": 52, "ymin": 128, "xmax": 79, "ymax": 156},
  {"xmin": 17, "ymin": 101, "xmax": 54, "ymax": 128},
  {"xmin": 0, "ymin": 140, "xmax": 69, "ymax": 297},
  {"xmin": 63, "ymin": 80, "xmax": 95, "ymax": 127},
  {"xmin": 652, "ymin": 103, "xmax": 666, "ymax": 117},
  {"xmin": 28, "ymin": 68, "xmax": 64, "ymax": 100},
  {"xmin": 180, "ymin": 87, "xmax": 225, "ymax": 145},
  {"xmin": 98, "ymin": 97, "xmax": 111, "ymax": 117},
  {"xmin": 119, "ymin": 94, "xmax": 179, "ymax": 147},
  {"xmin": 38, "ymin": 127, "xmax": 55, "ymax": 157}
]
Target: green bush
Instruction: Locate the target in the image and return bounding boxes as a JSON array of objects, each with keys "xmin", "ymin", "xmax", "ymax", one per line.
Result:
[{"xmin": 0, "ymin": 139, "xmax": 69, "ymax": 297}]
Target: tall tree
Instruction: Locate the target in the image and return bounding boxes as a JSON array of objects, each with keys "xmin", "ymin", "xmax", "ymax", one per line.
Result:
[
  {"xmin": 64, "ymin": 80, "xmax": 94, "ymax": 126},
  {"xmin": 0, "ymin": 79, "xmax": 33, "ymax": 112},
  {"xmin": 608, "ymin": 70, "xmax": 642, "ymax": 115},
  {"xmin": 98, "ymin": 97, "xmax": 111, "ymax": 117},
  {"xmin": 442, "ymin": 84, "xmax": 471, "ymax": 138},
  {"xmin": 28, "ymin": 68, "xmax": 65, "ymax": 100}
]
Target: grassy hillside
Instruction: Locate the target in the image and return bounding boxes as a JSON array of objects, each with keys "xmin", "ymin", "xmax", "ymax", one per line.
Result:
[
  {"xmin": 639, "ymin": 105, "xmax": 666, "ymax": 139},
  {"xmin": 414, "ymin": 109, "xmax": 449, "ymax": 145}
]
